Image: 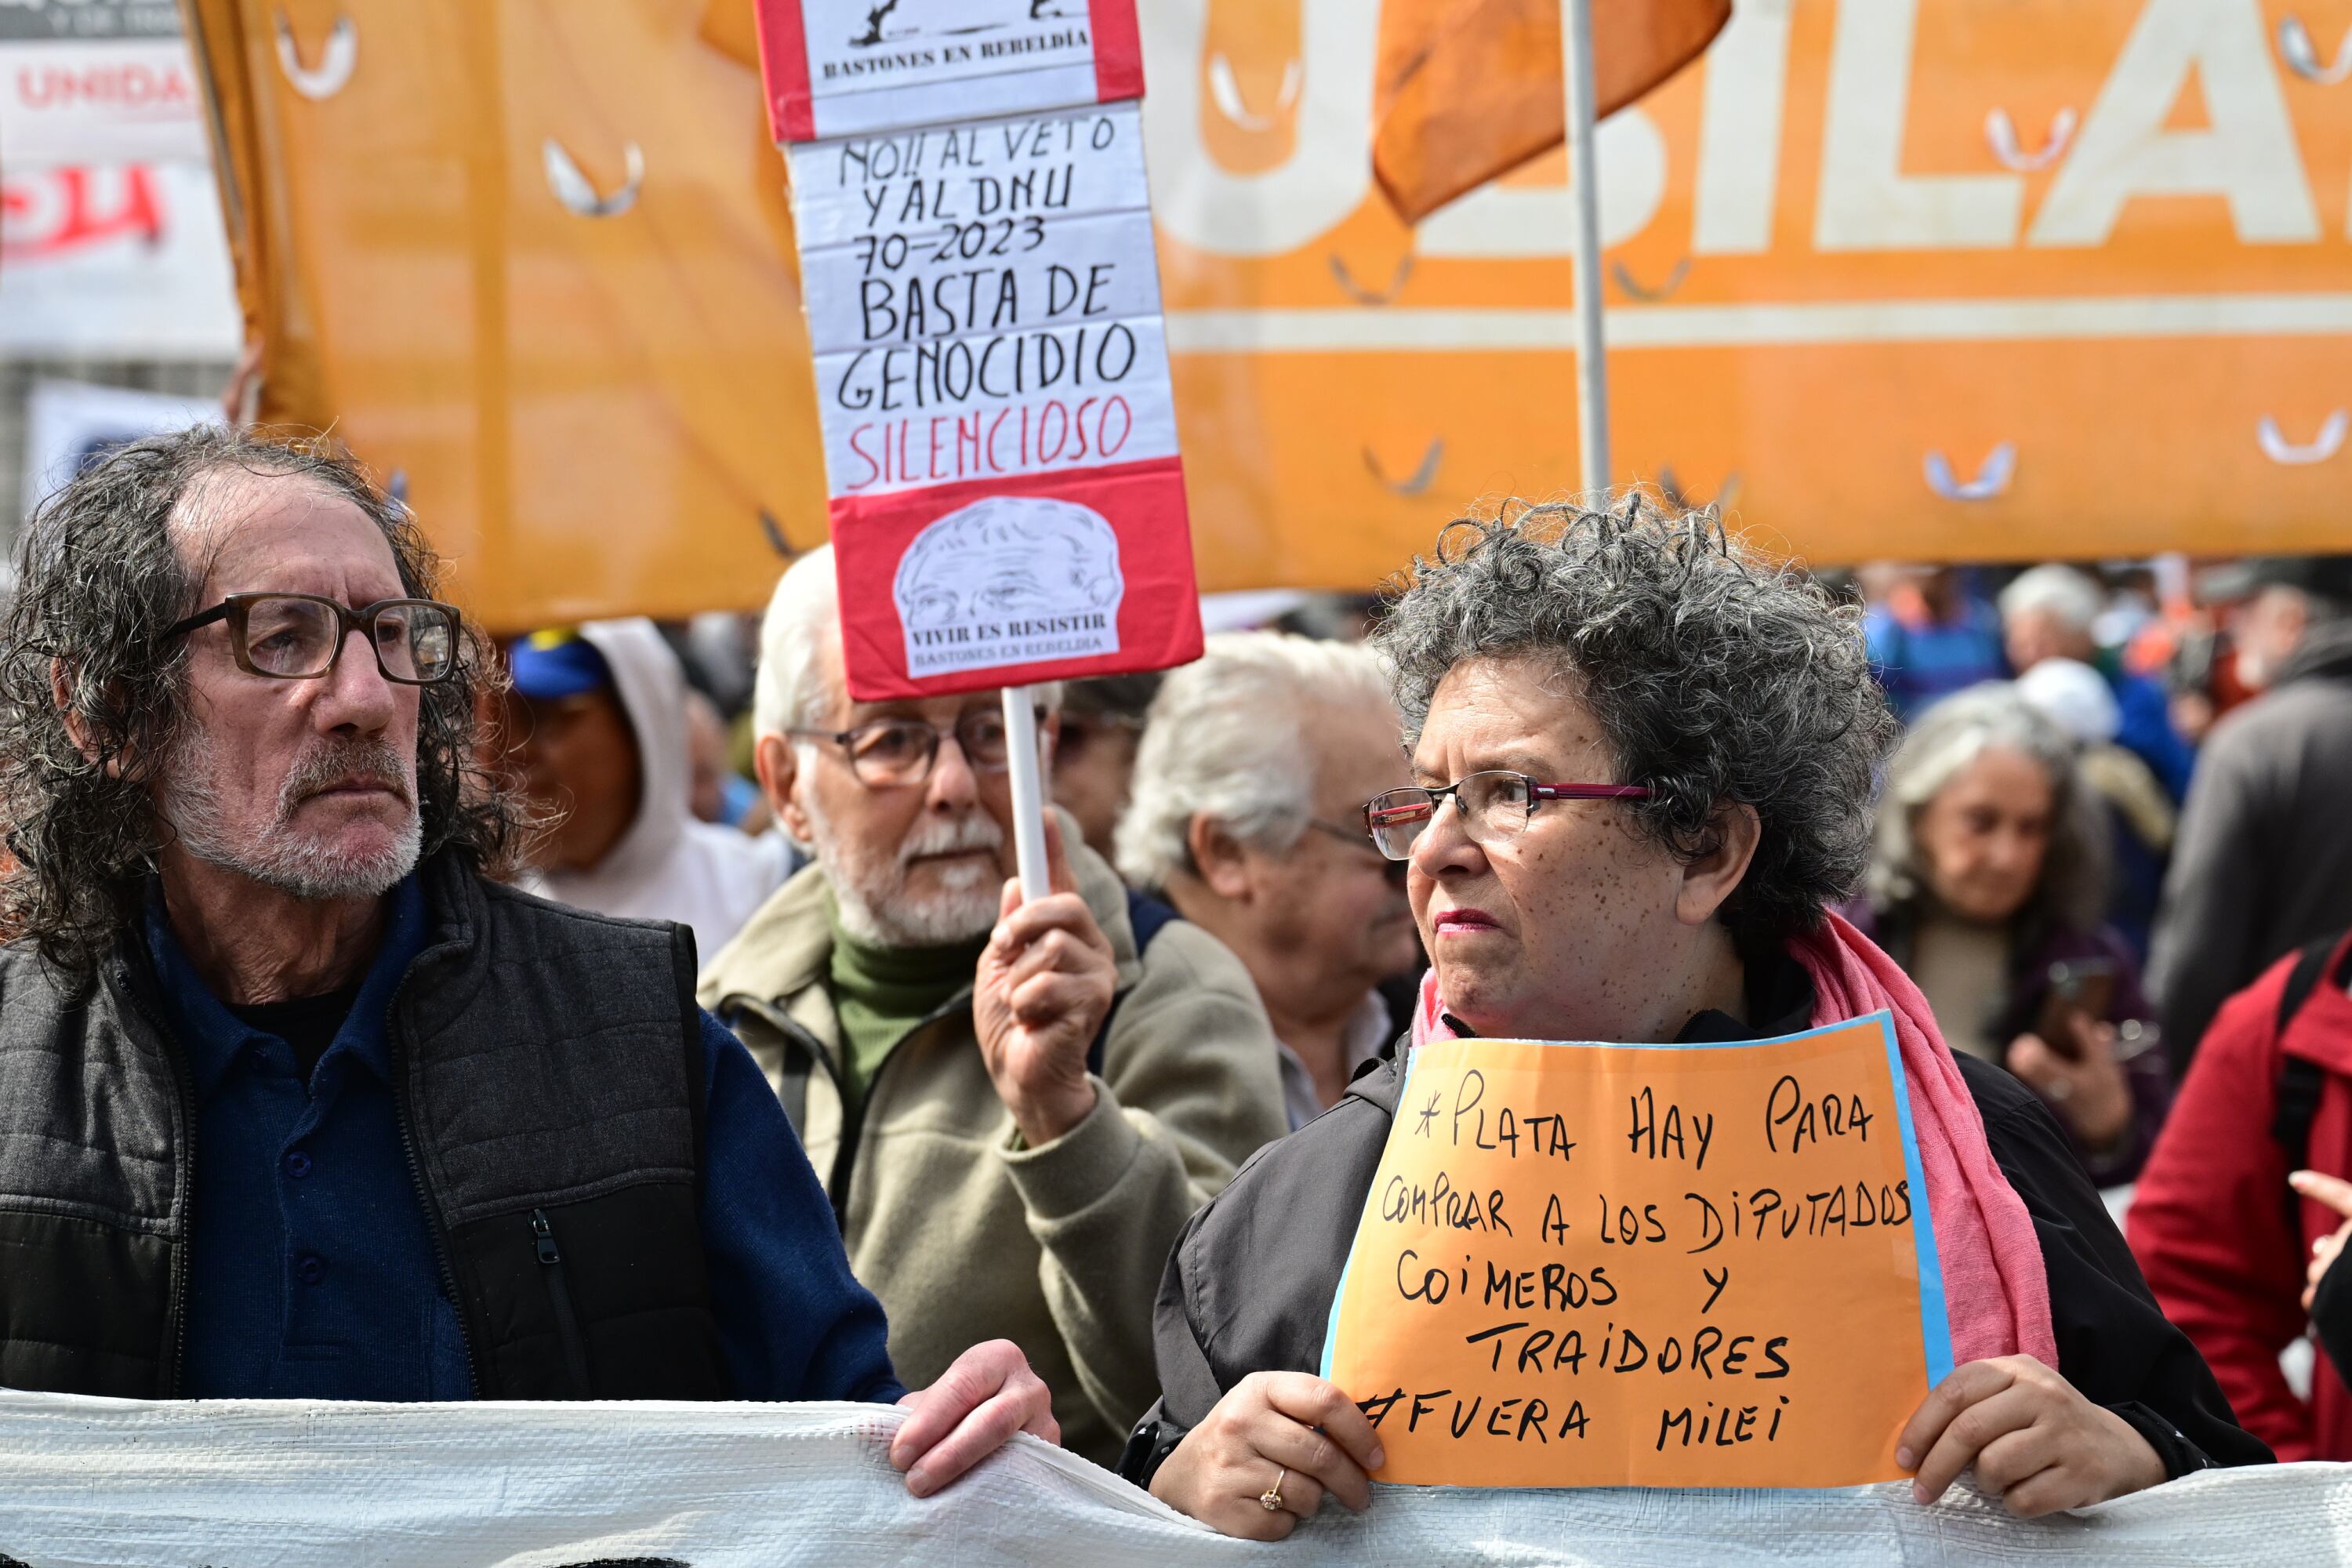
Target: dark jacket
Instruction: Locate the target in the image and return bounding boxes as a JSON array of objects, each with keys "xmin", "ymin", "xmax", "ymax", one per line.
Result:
[
  {"xmin": 0, "ymin": 851, "xmax": 731, "ymax": 1399},
  {"xmin": 1861, "ymin": 904, "xmax": 2172, "ymax": 1185},
  {"xmin": 2129, "ymin": 930, "xmax": 2352, "ymax": 1461},
  {"xmin": 2150, "ymin": 620, "xmax": 2352, "ymax": 1075},
  {"xmin": 1122, "ymin": 957, "xmax": 2269, "ymax": 1486}
]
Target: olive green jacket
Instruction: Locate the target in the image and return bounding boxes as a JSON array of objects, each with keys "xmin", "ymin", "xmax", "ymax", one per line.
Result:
[{"xmin": 698, "ymin": 827, "xmax": 1287, "ymax": 1464}]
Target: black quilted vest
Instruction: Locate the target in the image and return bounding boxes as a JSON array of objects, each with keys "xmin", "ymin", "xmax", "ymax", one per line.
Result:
[{"xmin": 0, "ymin": 851, "xmax": 731, "ymax": 1399}]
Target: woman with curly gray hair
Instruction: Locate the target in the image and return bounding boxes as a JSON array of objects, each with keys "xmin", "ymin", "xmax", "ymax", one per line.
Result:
[
  {"xmin": 1120, "ymin": 498, "xmax": 2266, "ymax": 1537},
  {"xmin": 1859, "ymin": 684, "xmax": 2171, "ymax": 1186}
]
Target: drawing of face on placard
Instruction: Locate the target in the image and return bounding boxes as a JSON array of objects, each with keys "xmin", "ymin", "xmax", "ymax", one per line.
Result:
[{"xmin": 894, "ymin": 495, "xmax": 1123, "ymax": 678}]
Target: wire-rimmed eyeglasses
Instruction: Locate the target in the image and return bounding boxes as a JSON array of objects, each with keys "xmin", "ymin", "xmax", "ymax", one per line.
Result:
[
  {"xmin": 1361, "ymin": 770, "xmax": 1650, "ymax": 860},
  {"xmin": 789, "ymin": 707, "xmax": 1047, "ymax": 788}
]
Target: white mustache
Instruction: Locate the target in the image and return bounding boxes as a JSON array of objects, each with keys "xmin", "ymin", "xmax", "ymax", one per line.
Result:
[
  {"xmin": 899, "ymin": 812, "xmax": 1003, "ymax": 866},
  {"xmin": 276, "ymin": 741, "xmax": 413, "ymax": 822}
]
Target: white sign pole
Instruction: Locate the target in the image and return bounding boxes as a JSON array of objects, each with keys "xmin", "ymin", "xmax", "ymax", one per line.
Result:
[
  {"xmin": 1563, "ymin": 0, "xmax": 1612, "ymax": 495},
  {"xmin": 1002, "ymin": 685, "xmax": 1053, "ymax": 901}
]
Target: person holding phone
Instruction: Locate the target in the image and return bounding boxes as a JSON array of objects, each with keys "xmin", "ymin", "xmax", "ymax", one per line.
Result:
[{"xmin": 1857, "ymin": 684, "xmax": 2172, "ymax": 1185}]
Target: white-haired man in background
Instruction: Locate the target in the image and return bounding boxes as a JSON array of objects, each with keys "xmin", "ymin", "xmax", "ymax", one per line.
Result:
[
  {"xmin": 698, "ymin": 546, "xmax": 1286, "ymax": 1468},
  {"xmin": 1116, "ymin": 633, "xmax": 1424, "ymax": 1131},
  {"xmin": 1998, "ymin": 564, "xmax": 2194, "ymax": 802}
]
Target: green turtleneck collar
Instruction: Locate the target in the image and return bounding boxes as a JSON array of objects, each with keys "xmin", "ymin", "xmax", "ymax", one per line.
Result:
[{"xmin": 823, "ymin": 902, "xmax": 988, "ymax": 1115}]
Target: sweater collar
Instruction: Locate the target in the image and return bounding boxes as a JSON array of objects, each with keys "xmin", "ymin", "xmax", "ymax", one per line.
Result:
[
  {"xmin": 701, "ymin": 806, "xmax": 1144, "ymax": 1010},
  {"xmin": 825, "ymin": 899, "xmax": 987, "ymax": 1017},
  {"xmin": 2276, "ymin": 618, "xmax": 2352, "ymax": 688},
  {"xmin": 143, "ymin": 873, "xmax": 429, "ymax": 1102}
]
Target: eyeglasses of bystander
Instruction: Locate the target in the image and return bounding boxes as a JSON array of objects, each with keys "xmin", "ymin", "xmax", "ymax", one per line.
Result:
[
  {"xmin": 163, "ymin": 593, "xmax": 460, "ymax": 685},
  {"xmin": 1305, "ymin": 817, "xmax": 1410, "ymax": 884},
  {"xmin": 1362, "ymin": 769, "xmax": 1650, "ymax": 861},
  {"xmin": 1055, "ymin": 710, "xmax": 1143, "ymax": 760},
  {"xmin": 789, "ymin": 706, "xmax": 1047, "ymax": 788}
]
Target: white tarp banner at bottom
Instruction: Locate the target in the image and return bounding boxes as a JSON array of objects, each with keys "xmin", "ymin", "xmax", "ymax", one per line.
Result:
[{"xmin": 0, "ymin": 1392, "xmax": 2347, "ymax": 1567}]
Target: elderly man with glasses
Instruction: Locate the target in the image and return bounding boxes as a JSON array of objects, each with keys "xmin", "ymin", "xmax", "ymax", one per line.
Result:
[
  {"xmin": 0, "ymin": 430, "xmax": 1055, "ymax": 1498},
  {"xmin": 1114, "ymin": 632, "xmax": 1425, "ymax": 1132},
  {"xmin": 699, "ymin": 546, "xmax": 1287, "ymax": 1468}
]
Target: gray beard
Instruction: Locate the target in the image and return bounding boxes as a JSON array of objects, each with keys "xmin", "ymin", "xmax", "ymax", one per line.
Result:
[
  {"xmin": 805, "ymin": 794, "xmax": 1004, "ymax": 949},
  {"xmin": 163, "ymin": 732, "xmax": 424, "ymax": 902}
]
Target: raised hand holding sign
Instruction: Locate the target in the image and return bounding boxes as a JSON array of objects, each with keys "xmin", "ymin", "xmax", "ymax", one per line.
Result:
[
  {"xmin": 973, "ymin": 813, "xmax": 1115, "ymax": 1146},
  {"xmin": 755, "ymin": 0, "xmax": 1200, "ymax": 906}
]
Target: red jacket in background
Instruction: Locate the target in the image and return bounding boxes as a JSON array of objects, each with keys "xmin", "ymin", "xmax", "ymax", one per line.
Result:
[{"xmin": 2128, "ymin": 931, "xmax": 2352, "ymax": 1461}]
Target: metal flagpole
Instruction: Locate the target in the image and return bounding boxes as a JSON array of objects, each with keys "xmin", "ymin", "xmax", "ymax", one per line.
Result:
[
  {"xmin": 1001, "ymin": 684, "xmax": 1052, "ymax": 901},
  {"xmin": 1562, "ymin": 0, "xmax": 1611, "ymax": 495}
]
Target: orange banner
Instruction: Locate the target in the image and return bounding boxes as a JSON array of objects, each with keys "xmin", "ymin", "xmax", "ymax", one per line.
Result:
[
  {"xmin": 1321, "ymin": 1015, "xmax": 1949, "ymax": 1489},
  {"xmin": 184, "ymin": 1, "xmax": 2352, "ymax": 630},
  {"xmin": 1150, "ymin": 0, "xmax": 2352, "ymax": 584},
  {"xmin": 181, "ymin": 0, "xmax": 826, "ymax": 631}
]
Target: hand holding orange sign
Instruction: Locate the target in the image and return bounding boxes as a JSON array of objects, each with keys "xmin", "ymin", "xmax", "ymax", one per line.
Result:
[{"xmin": 1320, "ymin": 1014, "xmax": 1951, "ymax": 1489}]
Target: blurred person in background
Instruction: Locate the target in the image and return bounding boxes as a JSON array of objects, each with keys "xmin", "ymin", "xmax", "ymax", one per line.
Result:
[
  {"xmin": 502, "ymin": 621, "xmax": 794, "ymax": 958},
  {"xmin": 2130, "ymin": 925, "xmax": 2352, "ymax": 1461},
  {"xmin": 688, "ymin": 687, "xmax": 772, "ymax": 833},
  {"xmin": 0, "ymin": 430, "xmax": 1054, "ymax": 1494},
  {"xmin": 699, "ymin": 546, "xmax": 1287, "ymax": 1468},
  {"xmin": 1864, "ymin": 564, "xmax": 2006, "ymax": 722},
  {"xmin": 2000, "ymin": 564, "xmax": 2194, "ymax": 802},
  {"xmin": 1115, "ymin": 633, "xmax": 1422, "ymax": 1131},
  {"xmin": 1860, "ymin": 684, "xmax": 2169, "ymax": 1186},
  {"xmin": 683, "ymin": 608, "xmax": 759, "ymax": 717},
  {"xmin": 2016, "ymin": 658, "xmax": 2175, "ymax": 962},
  {"xmin": 1270, "ymin": 591, "xmax": 1381, "ymax": 644},
  {"xmin": 2092, "ymin": 564, "xmax": 2162, "ymax": 653},
  {"xmin": 1051, "ymin": 673, "xmax": 1160, "ymax": 863},
  {"xmin": 2149, "ymin": 556, "xmax": 2352, "ymax": 1078}
]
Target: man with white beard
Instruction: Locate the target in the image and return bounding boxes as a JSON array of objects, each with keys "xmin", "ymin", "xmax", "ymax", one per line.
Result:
[
  {"xmin": 0, "ymin": 430, "xmax": 1057, "ymax": 1501},
  {"xmin": 701, "ymin": 546, "xmax": 1287, "ymax": 1468}
]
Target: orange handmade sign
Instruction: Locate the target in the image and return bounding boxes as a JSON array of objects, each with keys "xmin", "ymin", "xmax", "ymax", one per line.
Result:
[{"xmin": 1321, "ymin": 1014, "xmax": 1954, "ymax": 1490}]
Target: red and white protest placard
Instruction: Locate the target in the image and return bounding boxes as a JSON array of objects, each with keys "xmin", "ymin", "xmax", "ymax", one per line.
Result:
[{"xmin": 755, "ymin": 0, "xmax": 1198, "ymax": 706}]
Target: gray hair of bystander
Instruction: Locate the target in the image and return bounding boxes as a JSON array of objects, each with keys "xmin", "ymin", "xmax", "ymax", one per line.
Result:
[
  {"xmin": 1370, "ymin": 493, "xmax": 1898, "ymax": 948},
  {"xmin": 1869, "ymin": 681, "xmax": 2111, "ymax": 933},
  {"xmin": 750, "ymin": 542, "xmax": 1064, "ymax": 743},
  {"xmin": 0, "ymin": 425, "xmax": 524, "ymax": 978},
  {"xmin": 1112, "ymin": 631, "xmax": 1395, "ymax": 890},
  {"xmin": 1997, "ymin": 564, "xmax": 2107, "ymax": 633},
  {"xmin": 753, "ymin": 545, "xmax": 846, "ymax": 741}
]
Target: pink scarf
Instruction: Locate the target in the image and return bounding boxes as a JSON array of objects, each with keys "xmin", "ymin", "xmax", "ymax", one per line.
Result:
[{"xmin": 1410, "ymin": 910, "xmax": 2058, "ymax": 1370}]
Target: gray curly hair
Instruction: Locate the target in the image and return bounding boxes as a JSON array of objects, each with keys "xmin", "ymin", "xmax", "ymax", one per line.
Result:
[
  {"xmin": 1869, "ymin": 682, "xmax": 2110, "ymax": 933},
  {"xmin": 0, "ymin": 425, "xmax": 525, "ymax": 977},
  {"xmin": 1370, "ymin": 494, "xmax": 1898, "ymax": 947}
]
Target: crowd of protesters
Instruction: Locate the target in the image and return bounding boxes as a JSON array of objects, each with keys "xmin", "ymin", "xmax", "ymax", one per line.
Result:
[{"xmin": 2, "ymin": 426, "xmax": 2351, "ymax": 1534}]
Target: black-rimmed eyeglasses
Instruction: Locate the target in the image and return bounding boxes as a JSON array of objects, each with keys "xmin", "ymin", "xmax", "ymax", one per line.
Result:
[
  {"xmin": 163, "ymin": 593, "xmax": 460, "ymax": 685},
  {"xmin": 1362, "ymin": 770, "xmax": 1650, "ymax": 861}
]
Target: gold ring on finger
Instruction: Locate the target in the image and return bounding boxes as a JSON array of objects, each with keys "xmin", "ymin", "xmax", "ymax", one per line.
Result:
[{"xmin": 1260, "ymin": 1466, "xmax": 1287, "ymax": 1512}]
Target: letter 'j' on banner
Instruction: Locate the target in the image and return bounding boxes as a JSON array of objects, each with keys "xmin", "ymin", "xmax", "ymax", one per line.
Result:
[
  {"xmin": 753, "ymin": 0, "xmax": 1199, "ymax": 703},
  {"xmin": 1321, "ymin": 1014, "xmax": 1953, "ymax": 1489}
]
